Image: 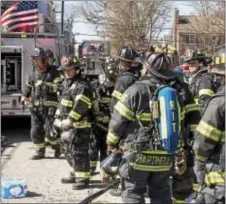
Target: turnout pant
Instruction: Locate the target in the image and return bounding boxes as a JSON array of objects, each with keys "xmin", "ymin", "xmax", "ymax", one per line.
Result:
[
  {"xmin": 89, "ymin": 123, "xmax": 108, "ymax": 169},
  {"xmin": 30, "ymin": 106, "xmax": 59, "ymax": 153},
  {"xmin": 186, "ymin": 184, "xmax": 225, "ymax": 204},
  {"xmin": 119, "ymin": 158, "xmax": 173, "ymax": 204},
  {"xmin": 202, "ymin": 185, "xmax": 225, "ymax": 204},
  {"xmin": 172, "ymin": 167, "xmax": 194, "ymax": 201},
  {"xmin": 64, "ymin": 129, "xmax": 90, "ymax": 181}
]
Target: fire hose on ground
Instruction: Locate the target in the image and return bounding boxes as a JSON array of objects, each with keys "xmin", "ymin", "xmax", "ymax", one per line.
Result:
[{"xmin": 79, "ymin": 179, "xmax": 120, "ymax": 204}]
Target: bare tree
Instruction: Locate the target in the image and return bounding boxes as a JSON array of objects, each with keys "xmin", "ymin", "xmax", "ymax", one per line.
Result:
[
  {"xmin": 65, "ymin": 4, "xmax": 80, "ymax": 26},
  {"xmin": 186, "ymin": 1, "xmax": 225, "ymax": 54},
  {"xmin": 80, "ymin": 0, "xmax": 171, "ymax": 54}
]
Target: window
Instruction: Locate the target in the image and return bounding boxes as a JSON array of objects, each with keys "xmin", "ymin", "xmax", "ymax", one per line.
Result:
[
  {"xmin": 184, "ymin": 35, "xmax": 196, "ymax": 44},
  {"xmin": 188, "ymin": 35, "xmax": 196, "ymax": 44},
  {"xmin": 179, "ymin": 18, "xmax": 189, "ymax": 24}
]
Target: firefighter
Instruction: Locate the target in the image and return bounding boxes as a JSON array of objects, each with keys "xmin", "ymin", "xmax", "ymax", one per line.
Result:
[
  {"xmin": 191, "ymin": 48, "xmax": 225, "ymax": 204},
  {"xmin": 45, "ymin": 49, "xmax": 56, "ymax": 67},
  {"xmin": 186, "ymin": 49, "xmax": 219, "ymax": 116},
  {"xmin": 21, "ymin": 47, "xmax": 62, "ymax": 159},
  {"xmin": 110, "ymin": 45, "xmax": 140, "ymax": 111},
  {"xmin": 45, "ymin": 49, "xmax": 65, "ymax": 81},
  {"xmin": 166, "ymin": 46, "xmax": 179, "ymax": 69},
  {"xmin": 53, "ymin": 56, "xmax": 92, "ymax": 190},
  {"xmin": 107, "ymin": 52, "xmax": 200, "ymax": 204},
  {"xmin": 89, "ymin": 62, "xmax": 118, "ymax": 173},
  {"xmin": 109, "ymin": 45, "xmax": 140, "ymax": 196}
]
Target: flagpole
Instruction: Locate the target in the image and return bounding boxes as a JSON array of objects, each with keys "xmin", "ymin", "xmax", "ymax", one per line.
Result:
[{"xmin": 61, "ymin": 1, "xmax": 64, "ymax": 35}]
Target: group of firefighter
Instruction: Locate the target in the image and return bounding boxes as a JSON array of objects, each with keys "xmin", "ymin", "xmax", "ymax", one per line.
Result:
[{"xmin": 20, "ymin": 43, "xmax": 225, "ymax": 204}]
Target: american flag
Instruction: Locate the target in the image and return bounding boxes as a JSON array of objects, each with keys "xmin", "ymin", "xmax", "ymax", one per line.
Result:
[{"xmin": 0, "ymin": 1, "xmax": 39, "ymax": 32}]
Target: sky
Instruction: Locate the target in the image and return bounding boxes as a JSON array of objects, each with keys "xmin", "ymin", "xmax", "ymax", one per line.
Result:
[{"xmin": 54, "ymin": 1, "xmax": 195, "ymax": 43}]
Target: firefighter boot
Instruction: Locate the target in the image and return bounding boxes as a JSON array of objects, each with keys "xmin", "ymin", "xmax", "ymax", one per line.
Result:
[
  {"xmin": 72, "ymin": 179, "xmax": 89, "ymax": 190},
  {"xmin": 109, "ymin": 182, "xmax": 122, "ymax": 197},
  {"xmin": 61, "ymin": 172, "xmax": 76, "ymax": 183},
  {"xmin": 109, "ymin": 188, "xmax": 122, "ymax": 197},
  {"xmin": 31, "ymin": 148, "xmax": 45, "ymax": 160}
]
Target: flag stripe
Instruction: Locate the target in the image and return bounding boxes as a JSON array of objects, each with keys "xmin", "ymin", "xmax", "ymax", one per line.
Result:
[
  {"xmin": 2, "ymin": 14, "xmax": 38, "ymax": 27},
  {"xmin": 9, "ymin": 22, "xmax": 39, "ymax": 31},
  {"xmin": 1, "ymin": 10, "xmax": 38, "ymax": 25},
  {"xmin": 1, "ymin": 9, "xmax": 38, "ymax": 23},
  {"xmin": 1, "ymin": 5, "xmax": 18, "ymax": 18},
  {"xmin": 7, "ymin": 17, "xmax": 38, "ymax": 29},
  {"xmin": 10, "ymin": 25, "xmax": 38, "ymax": 32},
  {"xmin": 2, "ymin": 15, "xmax": 38, "ymax": 26}
]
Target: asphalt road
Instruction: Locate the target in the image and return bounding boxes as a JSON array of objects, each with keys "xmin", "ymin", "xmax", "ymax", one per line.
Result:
[{"xmin": 1, "ymin": 116, "xmax": 123, "ymax": 203}]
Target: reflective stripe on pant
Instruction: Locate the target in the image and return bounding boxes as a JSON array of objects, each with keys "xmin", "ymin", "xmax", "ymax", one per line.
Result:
[
  {"xmin": 74, "ymin": 172, "xmax": 90, "ymax": 179},
  {"xmin": 119, "ymin": 159, "xmax": 173, "ymax": 204},
  {"xmin": 45, "ymin": 138, "xmax": 59, "ymax": 146},
  {"xmin": 90, "ymin": 161, "xmax": 98, "ymax": 168}
]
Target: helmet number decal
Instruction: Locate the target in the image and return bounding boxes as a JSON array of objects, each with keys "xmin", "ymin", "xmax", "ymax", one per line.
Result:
[{"xmin": 61, "ymin": 57, "xmax": 69, "ymax": 65}]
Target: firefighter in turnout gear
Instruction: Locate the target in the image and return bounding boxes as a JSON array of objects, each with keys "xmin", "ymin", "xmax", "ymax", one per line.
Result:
[
  {"xmin": 89, "ymin": 62, "xmax": 118, "ymax": 173},
  {"xmin": 46, "ymin": 48, "xmax": 65, "ymax": 81},
  {"xmin": 45, "ymin": 49, "xmax": 55, "ymax": 67},
  {"xmin": 191, "ymin": 46, "xmax": 225, "ymax": 204},
  {"xmin": 21, "ymin": 48, "xmax": 62, "ymax": 159},
  {"xmin": 53, "ymin": 56, "xmax": 92, "ymax": 190},
  {"xmin": 110, "ymin": 45, "xmax": 140, "ymax": 112},
  {"xmin": 107, "ymin": 52, "xmax": 200, "ymax": 204},
  {"xmin": 186, "ymin": 49, "xmax": 219, "ymax": 116},
  {"xmin": 109, "ymin": 45, "xmax": 140, "ymax": 196}
]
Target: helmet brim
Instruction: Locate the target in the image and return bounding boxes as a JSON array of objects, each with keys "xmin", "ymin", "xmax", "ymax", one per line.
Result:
[
  {"xmin": 116, "ymin": 56, "xmax": 135, "ymax": 63},
  {"xmin": 211, "ymin": 68, "xmax": 225, "ymax": 75},
  {"xmin": 58, "ymin": 65, "xmax": 77, "ymax": 70},
  {"xmin": 185, "ymin": 56, "xmax": 207, "ymax": 63},
  {"xmin": 32, "ymin": 56, "xmax": 43, "ymax": 59}
]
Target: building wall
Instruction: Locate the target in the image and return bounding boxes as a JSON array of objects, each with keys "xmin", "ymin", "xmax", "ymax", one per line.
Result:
[{"xmin": 173, "ymin": 9, "xmax": 224, "ymax": 56}]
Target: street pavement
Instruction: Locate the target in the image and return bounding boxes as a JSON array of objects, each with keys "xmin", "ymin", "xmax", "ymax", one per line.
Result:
[{"xmin": 1, "ymin": 117, "xmax": 123, "ymax": 203}]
